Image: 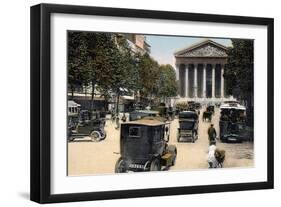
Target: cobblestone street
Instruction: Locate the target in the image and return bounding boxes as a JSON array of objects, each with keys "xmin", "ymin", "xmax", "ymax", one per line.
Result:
[{"xmin": 68, "ymin": 107, "xmax": 254, "ymax": 176}]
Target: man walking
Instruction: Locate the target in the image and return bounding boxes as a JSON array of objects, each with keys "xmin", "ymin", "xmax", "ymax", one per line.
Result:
[{"xmin": 207, "ymin": 124, "xmax": 217, "ymax": 145}]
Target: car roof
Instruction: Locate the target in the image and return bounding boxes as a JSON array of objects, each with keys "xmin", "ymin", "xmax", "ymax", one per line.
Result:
[{"xmin": 220, "ymin": 103, "xmax": 246, "ymax": 110}]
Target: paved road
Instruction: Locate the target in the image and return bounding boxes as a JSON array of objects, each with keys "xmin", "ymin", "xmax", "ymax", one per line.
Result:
[{"xmin": 68, "ymin": 107, "xmax": 254, "ymax": 176}]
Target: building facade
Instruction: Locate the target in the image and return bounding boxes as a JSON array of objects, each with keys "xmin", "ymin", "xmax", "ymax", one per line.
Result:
[
  {"xmin": 174, "ymin": 39, "xmax": 230, "ymax": 102},
  {"xmin": 124, "ymin": 34, "xmax": 151, "ymax": 54}
]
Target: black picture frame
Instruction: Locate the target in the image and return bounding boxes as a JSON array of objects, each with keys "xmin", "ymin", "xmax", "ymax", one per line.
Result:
[{"xmin": 30, "ymin": 3, "xmax": 274, "ymax": 204}]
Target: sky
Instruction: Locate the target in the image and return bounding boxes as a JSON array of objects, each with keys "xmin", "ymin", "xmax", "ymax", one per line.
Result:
[{"xmin": 145, "ymin": 35, "xmax": 232, "ymax": 66}]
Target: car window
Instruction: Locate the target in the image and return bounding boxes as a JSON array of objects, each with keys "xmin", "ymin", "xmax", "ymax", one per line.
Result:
[
  {"xmin": 129, "ymin": 127, "xmax": 141, "ymax": 138},
  {"xmin": 153, "ymin": 127, "xmax": 163, "ymax": 142}
]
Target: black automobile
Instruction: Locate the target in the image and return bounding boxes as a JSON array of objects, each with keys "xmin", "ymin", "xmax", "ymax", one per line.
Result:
[
  {"xmin": 68, "ymin": 110, "xmax": 106, "ymax": 142},
  {"xmin": 194, "ymin": 102, "xmax": 202, "ymax": 110},
  {"xmin": 177, "ymin": 111, "xmax": 199, "ymax": 143},
  {"xmin": 187, "ymin": 101, "xmax": 195, "ymax": 109},
  {"xmin": 219, "ymin": 106, "xmax": 247, "ymax": 143},
  {"xmin": 115, "ymin": 117, "xmax": 177, "ymax": 172},
  {"xmin": 220, "ymin": 121, "xmax": 246, "ymax": 143}
]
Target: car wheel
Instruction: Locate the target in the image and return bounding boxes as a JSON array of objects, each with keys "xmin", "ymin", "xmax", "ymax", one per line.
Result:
[
  {"xmin": 192, "ymin": 132, "xmax": 195, "ymax": 143},
  {"xmin": 100, "ymin": 131, "xmax": 107, "ymax": 140},
  {"xmin": 90, "ymin": 131, "xmax": 101, "ymax": 142},
  {"xmin": 115, "ymin": 158, "xmax": 126, "ymax": 173},
  {"xmin": 68, "ymin": 137, "xmax": 75, "ymax": 142},
  {"xmin": 150, "ymin": 158, "xmax": 161, "ymax": 171}
]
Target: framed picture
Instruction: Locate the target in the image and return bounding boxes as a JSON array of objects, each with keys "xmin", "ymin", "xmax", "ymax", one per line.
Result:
[{"xmin": 30, "ymin": 3, "xmax": 274, "ymax": 203}]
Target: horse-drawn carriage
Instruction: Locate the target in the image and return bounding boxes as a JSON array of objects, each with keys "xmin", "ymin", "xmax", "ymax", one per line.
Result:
[{"xmin": 203, "ymin": 105, "xmax": 214, "ymax": 122}]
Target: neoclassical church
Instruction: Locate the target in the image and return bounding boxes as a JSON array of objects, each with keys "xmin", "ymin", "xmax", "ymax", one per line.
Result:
[{"xmin": 174, "ymin": 39, "xmax": 231, "ymax": 103}]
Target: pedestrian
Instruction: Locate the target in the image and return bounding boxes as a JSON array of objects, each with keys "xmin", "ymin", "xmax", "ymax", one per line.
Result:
[
  {"xmin": 207, "ymin": 140, "xmax": 218, "ymax": 168},
  {"xmin": 207, "ymin": 123, "xmax": 217, "ymax": 145},
  {"xmin": 207, "ymin": 140, "xmax": 225, "ymax": 168},
  {"xmin": 115, "ymin": 117, "xmax": 120, "ymax": 129}
]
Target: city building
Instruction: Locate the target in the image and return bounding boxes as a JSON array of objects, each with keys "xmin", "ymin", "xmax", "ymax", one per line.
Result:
[
  {"xmin": 174, "ymin": 39, "xmax": 234, "ymax": 103},
  {"xmin": 124, "ymin": 34, "xmax": 151, "ymax": 54}
]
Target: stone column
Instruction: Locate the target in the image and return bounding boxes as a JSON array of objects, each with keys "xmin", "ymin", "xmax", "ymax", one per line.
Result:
[
  {"xmin": 212, "ymin": 64, "xmax": 215, "ymax": 98},
  {"xmin": 194, "ymin": 64, "xmax": 198, "ymax": 98},
  {"xmin": 185, "ymin": 65, "xmax": 189, "ymax": 97},
  {"xmin": 221, "ymin": 64, "xmax": 224, "ymax": 98},
  {"xmin": 175, "ymin": 64, "xmax": 179, "ymax": 81},
  {"xmin": 202, "ymin": 64, "xmax": 206, "ymax": 98}
]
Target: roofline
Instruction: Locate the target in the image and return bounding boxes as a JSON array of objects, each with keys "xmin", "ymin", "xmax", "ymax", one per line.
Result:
[{"xmin": 174, "ymin": 39, "xmax": 228, "ymax": 57}]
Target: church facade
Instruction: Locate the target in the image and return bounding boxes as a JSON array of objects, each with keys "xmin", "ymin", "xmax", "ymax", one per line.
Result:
[{"xmin": 174, "ymin": 39, "xmax": 232, "ymax": 103}]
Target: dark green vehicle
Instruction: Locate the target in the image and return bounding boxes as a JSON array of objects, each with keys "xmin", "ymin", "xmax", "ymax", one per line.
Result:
[
  {"xmin": 115, "ymin": 117, "xmax": 177, "ymax": 172},
  {"xmin": 177, "ymin": 111, "xmax": 199, "ymax": 143},
  {"xmin": 219, "ymin": 102, "xmax": 247, "ymax": 142},
  {"xmin": 68, "ymin": 110, "xmax": 106, "ymax": 142}
]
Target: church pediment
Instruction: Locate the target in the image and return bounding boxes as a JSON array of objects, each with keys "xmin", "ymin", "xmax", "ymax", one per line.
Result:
[{"xmin": 175, "ymin": 40, "xmax": 228, "ymax": 58}]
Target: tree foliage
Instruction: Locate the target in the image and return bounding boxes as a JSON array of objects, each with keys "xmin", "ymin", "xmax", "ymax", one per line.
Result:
[
  {"xmin": 158, "ymin": 64, "xmax": 178, "ymax": 99},
  {"xmin": 68, "ymin": 32, "xmax": 178, "ymax": 111},
  {"xmin": 138, "ymin": 53, "xmax": 160, "ymax": 101},
  {"xmin": 224, "ymin": 39, "xmax": 254, "ymax": 101},
  {"xmin": 68, "ymin": 32, "xmax": 91, "ymax": 97}
]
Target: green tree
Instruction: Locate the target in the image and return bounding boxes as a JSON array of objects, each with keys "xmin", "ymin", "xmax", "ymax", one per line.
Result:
[
  {"xmin": 104, "ymin": 35, "xmax": 137, "ymax": 115},
  {"xmin": 158, "ymin": 64, "xmax": 178, "ymax": 101},
  {"xmin": 68, "ymin": 32, "xmax": 91, "ymax": 99},
  {"xmin": 68, "ymin": 32, "xmax": 138, "ymax": 113},
  {"xmin": 224, "ymin": 39, "xmax": 254, "ymax": 103},
  {"xmin": 138, "ymin": 54, "xmax": 160, "ymax": 104},
  {"xmin": 224, "ymin": 39, "xmax": 254, "ymax": 126}
]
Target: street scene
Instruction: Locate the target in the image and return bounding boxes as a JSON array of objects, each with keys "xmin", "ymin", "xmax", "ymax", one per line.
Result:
[
  {"xmin": 68, "ymin": 107, "xmax": 253, "ymax": 175},
  {"xmin": 67, "ymin": 31, "xmax": 254, "ymax": 175}
]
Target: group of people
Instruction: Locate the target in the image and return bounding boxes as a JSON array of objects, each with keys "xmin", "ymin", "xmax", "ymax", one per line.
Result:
[
  {"xmin": 207, "ymin": 124, "xmax": 226, "ymax": 168},
  {"xmin": 111, "ymin": 111, "xmax": 127, "ymax": 129}
]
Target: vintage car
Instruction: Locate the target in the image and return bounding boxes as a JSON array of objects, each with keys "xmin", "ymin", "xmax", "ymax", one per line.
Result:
[
  {"xmin": 68, "ymin": 110, "xmax": 106, "ymax": 142},
  {"xmin": 219, "ymin": 102, "xmax": 247, "ymax": 142},
  {"xmin": 187, "ymin": 101, "xmax": 196, "ymax": 109},
  {"xmin": 151, "ymin": 103, "xmax": 175, "ymax": 120},
  {"xmin": 177, "ymin": 111, "xmax": 199, "ymax": 143},
  {"xmin": 115, "ymin": 117, "xmax": 177, "ymax": 172},
  {"xmin": 194, "ymin": 102, "xmax": 202, "ymax": 110},
  {"xmin": 187, "ymin": 101, "xmax": 201, "ymax": 115}
]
